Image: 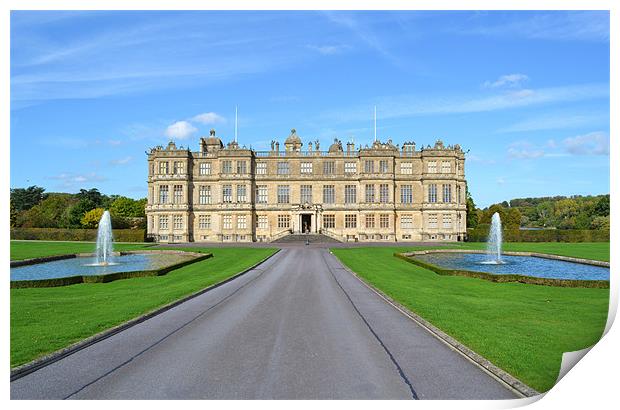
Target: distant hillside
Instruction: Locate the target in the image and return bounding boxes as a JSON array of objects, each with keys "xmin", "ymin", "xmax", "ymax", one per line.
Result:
[{"xmin": 468, "ymin": 194, "xmax": 609, "ymax": 230}]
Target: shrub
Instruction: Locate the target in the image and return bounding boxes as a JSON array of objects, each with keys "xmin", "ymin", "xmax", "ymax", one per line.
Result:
[{"xmin": 466, "ymin": 228, "xmax": 609, "ymax": 242}]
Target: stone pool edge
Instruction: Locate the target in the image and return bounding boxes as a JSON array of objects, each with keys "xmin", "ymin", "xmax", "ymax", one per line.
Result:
[
  {"xmin": 10, "ymin": 250, "xmax": 211, "ymax": 289},
  {"xmin": 396, "ymin": 251, "xmax": 609, "ymax": 288}
]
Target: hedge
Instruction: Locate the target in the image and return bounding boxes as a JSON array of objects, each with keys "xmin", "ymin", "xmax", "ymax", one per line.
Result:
[
  {"xmin": 395, "ymin": 253, "xmax": 609, "ymax": 289},
  {"xmin": 466, "ymin": 228, "xmax": 609, "ymax": 243},
  {"xmin": 10, "ymin": 228, "xmax": 146, "ymax": 242}
]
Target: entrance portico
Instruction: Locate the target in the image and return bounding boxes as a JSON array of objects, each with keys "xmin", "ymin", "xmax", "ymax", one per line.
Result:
[{"xmin": 291, "ymin": 203, "xmax": 322, "ymax": 234}]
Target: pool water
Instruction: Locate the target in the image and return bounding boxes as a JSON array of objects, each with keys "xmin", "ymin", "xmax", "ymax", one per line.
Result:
[
  {"xmin": 11, "ymin": 253, "xmax": 195, "ymax": 281},
  {"xmin": 413, "ymin": 252, "xmax": 609, "ymax": 281}
]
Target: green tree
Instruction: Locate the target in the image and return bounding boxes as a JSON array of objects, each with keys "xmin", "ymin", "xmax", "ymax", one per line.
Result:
[
  {"xmin": 10, "ymin": 186, "xmax": 47, "ymax": 211},
  {"xmin": 17, "ymin": 195, "xmax": 75, "ymax": 228},
  {"xmin": 593, "ymin": 195, "xmax": 610, "ymax": 217},
  {"xmin": 110, "ymin": 196, "xmax": 143, "ymax": 218},
  {"xmin": 590, "ymin": 215, "xmax": 610, "ymax": 230},
  {"xmin": 81, "ymin": 208, "xmax": 105, "ymax": 228},
  {"xmin": 465, "ymin": 187, "xmax": 479, "ymax": 229}
]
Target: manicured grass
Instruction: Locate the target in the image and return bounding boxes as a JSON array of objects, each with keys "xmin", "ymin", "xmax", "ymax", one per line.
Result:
[
  {"xmin": 332, "ymin": 246, "xmax": 609, "ymax": 392},
  {"xmin": 10, "ymin": 247, "xmax": 277, "ymax": 367},
  {"xmin": 10, "ymin": 240, "xmax": 155, "ymax": 261},
  {"xmin": 451, "ymin": 242, "xmax": 610, "ymax": 262}
]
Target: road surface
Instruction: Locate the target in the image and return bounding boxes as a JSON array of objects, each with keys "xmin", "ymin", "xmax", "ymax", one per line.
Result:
[{"xmin": 11, "ymin": 247, "xmax": 516, "ymax": 399}]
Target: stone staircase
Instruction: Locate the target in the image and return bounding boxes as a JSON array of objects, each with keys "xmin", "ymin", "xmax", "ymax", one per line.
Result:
[{"xmin": 271, "ymin": 233, "xmax": 341, "ymax": 244}]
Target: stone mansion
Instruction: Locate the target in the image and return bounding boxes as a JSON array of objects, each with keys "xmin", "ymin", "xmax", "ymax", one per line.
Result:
[{"xmin": 145, "ymin": 129, "xmax": 467, "ymax": 243}]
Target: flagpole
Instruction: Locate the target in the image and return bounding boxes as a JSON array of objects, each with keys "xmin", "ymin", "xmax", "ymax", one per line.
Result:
[{"xmin": 374, "ymin": 106, "xmax": 377, "ymax": 142}]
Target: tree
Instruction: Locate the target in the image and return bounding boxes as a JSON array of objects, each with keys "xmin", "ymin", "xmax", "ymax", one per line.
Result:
[
  {"xmin": 465, "ymin": 187, "xmax": 479, "ymax": 229},
  {"xmin": 17, "ymin": 195, "xmax": 75, "ymax": 228},
  {"xmin": 10, "ymin": 186, "xmax": 47, "ymax": 211},
  {"xmin": 81, "ymin": 208, "xmax": 105, "ymax": 228},
  {"xmin": 593, "ymin": 195, "xmax": 610, "ymax": 217},
  {"xmin": 590, "ymin": 216, "xmax": 610, "ymax": 231},
  {"xmin": 109, "ymin": 196, "xmax": 145, "ymax": 218}
]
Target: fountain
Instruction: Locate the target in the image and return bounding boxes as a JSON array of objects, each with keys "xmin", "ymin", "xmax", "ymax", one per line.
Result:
[
  {"xmin": 485, "ymin": 212, "xmax": 503, "ymax": 264},
  {"xmin": 95, "ymin": 210, "xmax": 114, "ymax": 266}
]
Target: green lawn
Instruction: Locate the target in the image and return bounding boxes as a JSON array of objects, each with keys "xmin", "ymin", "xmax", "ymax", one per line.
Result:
[
  {"xmin": 331, "ymin": 244, "xmax": 609, "ymax": 392},
  {"xmin": 10, "ymin": 240, "xmax": 155, "ymax": 261},
  {"xmin": 11, "ymin": 246, "xmax": 277, "ymax": 367}
]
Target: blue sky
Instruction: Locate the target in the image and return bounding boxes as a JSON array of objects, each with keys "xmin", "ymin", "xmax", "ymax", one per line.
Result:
[{"xmin": 10, "ymin": 10, "xmax": 610, "ymax": 207}]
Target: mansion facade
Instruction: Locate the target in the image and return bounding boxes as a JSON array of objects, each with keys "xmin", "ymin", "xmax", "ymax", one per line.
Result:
[{"xmin": 146, "ymin": 129, "xmax": 467, "ymax": 243}]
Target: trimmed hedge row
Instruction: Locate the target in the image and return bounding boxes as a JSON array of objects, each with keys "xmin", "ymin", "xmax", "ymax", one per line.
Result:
[
  {"xmin": 394, "ymin": 253, "xmax": 609, "ymax": 289},
  {"xmin": 10, "ymin": 228, "xmax": 146, "ymax": 242},
  {"xmin": 11, "ymin": 253, "xmax": 212, "ymax": 289},
  {"xmin": 466, "ymin": 228, "xmax": 609, "ymax": 243}
]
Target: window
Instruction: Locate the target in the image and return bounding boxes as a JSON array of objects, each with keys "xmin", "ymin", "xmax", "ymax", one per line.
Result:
[
  {"xmin": 300, "ymin": 185, "xmax": 312, "ymax": 204},
  {"xmin": 365, "ymin": 214, "xmax": 375, "ymax": 229},
  {"xmin": 159, "ymin": 185, "xmax": 169, "ymax": 203},
  {"xmin": 159, "ymin": 235, "xmax": 169, "ymax": 241},
  {"xmin": 365, "ymin": 185, "xmax": 375, "ymax": 203},
  {"xmin": 428, "ymin": 184, "xmax": 437, "ymax": 203},
  {"xmin": 222, "ymin": 215, "xmax": 232, "ymax": 229},
  {"xmin": 443, "ymin": 214, "xmax": 452, "ymax": 228},
  {"xmin": 379, "ymin": 160, "xmax": 389, "ymax": 173},
  {"xmin": 173, "ymin": 185, "xmax": 183, "ymax": 203},
  {"xmin": 198, "ymin": 215, "xmax": 211, "ymax": 229},
  {"xmin": 256, "ymin": 185, "xmax": 268, "ymax": 204},
  {"xmin": 277, "ymin": 185, "xmax": 290, "ymax": 204},
  {"xmin": 323, "ymin": 161, "xmax": 335, "ymax": 175},
  {"xmin": 400, "ymin": 162, "xmax": 413, "ymax": 175},
  {"xmin": 323, "ymin": 185, "xmax": 335, "ymax": 204},
  {"xmin": 379, "ymin": 184, "xmax": 389, "ymax": 203},
  {"xmin": 323, "ymin": 214, "xmax": 335, "ymax": 229},
  {"xmin": 379, "ymin": 214, "xmax": 390, "ymax": 228},
  {"xmin": 222, "ymin": 185, "xmax": 233, "ymax": 203},
  {"xmin": 277, "ymin": 162, "xmax": 289, "ymax": 175},
  {"xmin": 257, "ymin": 215, "xmax": 268, "ymax": 229},
  {"xmin": 400, "ymin": 185, "xmax": 413, "ymax": 204},
  {"xmin": 427, "ymin": 161, "xmax": 437, "ymax": 173},
  {"xmin": 441, "ymin": 161, "xmax": 451, "ymax": 173},
  {"xmin": 401, "ymin": 214, "xmax": 413, "ymax": 229},
  {"xmin": 345, "ymin": 214, "xmax": 357, "ymax": 229},
  {"xmin": 173, "ymin": 215, "xmax": 183, "ymax": 230},
  {"xmin": 237, "ymin": 215, "xmax": 247, "ymax": 229},
  {"xmin": 443, "ymin": 184, "xmax": 452, "ymax": 203},
  {"xmin": 173, "ymin": 161, "xmax": 184, "ymax": 175},
  {"xmin": 159, "ymin": 215, "xmax": 168, "ymax": 230},
  {"xmin": 199, "ymin": 185, "xmax": 211, "ymax": 204},
  {"xmin": 221, "ymin": 160, "xmax": 232, "ymax": 174},
  {"xmin": 150, "ymin": 163, "xmax": 154, "ymax": 176},
  {"xmin": 237, "ymin": 185, "xmax": 247, "ymax": 203},
  {"xmin": 277, "ymin": 214, "xmax": 290, "ymax": 228},
  {"xmin": 457, "ymin": 185, "xmax": 462, "ymax": 204},
  {"xmin": 300, "ymin": 162, "xmax": 313, "ymax": 174},
  {"xmin": 345, "ymin": 185, "xmax": 357, "ymax": 204},
  {"xmin": 199, "ymin": 162, "xmax": 211, "ymax": 175},
  {"xmin": 429, "ymin": 214, "xmax": 438, "ymax": 228},
  {"xmin": 345, "ymin": 162, "xmax": 357, "ymax": 174},
  {"xmin": 364, "ymin": 160, "xmax": 375, "ymax": 173},
  {"xmin": 159, "ymin": 161, "xmax": 169, "ymax": 174},
  {"xmin": 256, "ymin": 162, "xmax": 267, "ymax": 175},
  {"xmin": 234, "ymin": 161, "xmax": 246, "ymax": 174}
]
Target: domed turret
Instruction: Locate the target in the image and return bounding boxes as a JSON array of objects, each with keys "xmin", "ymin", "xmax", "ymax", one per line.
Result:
[
  {"xmin": 284, "ymin": 128, "xmax": 303, "ymax": 152},
  {"xmin": 200, "ymin": 129, "xmax": 224, "ymax": 153},
  {"xmin": 328, "ymin": 138, "xmax": 343, "ymax": 153}
]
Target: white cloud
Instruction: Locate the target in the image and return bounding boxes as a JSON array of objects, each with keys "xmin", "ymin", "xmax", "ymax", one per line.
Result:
[
  {"xmin": 192, "ymin": 112, "xmax": 226, "ymax": 125},
  {"xmin": 507, "ymin": 141, "xmax": 545, "ymax": 159},
  {"xmin": 499, "ymin": 112, "xmax": 608, "ymax": 133},
  {"xmin": 108, "ymin": 139, "xmax": 122, "ymax": 146},
  {"xmin": 109, "ymin": 156, "xmax": 133, "ymax": 165},
  {"xmin": 562, "ymin": 131, "xmax": 609, "ymax": 155},
  {"xmin": 324, "ymin": 83, "xmax": 608, "ymax": 123},
  {"xmin": 164, "ymin": 121, "xmax": 197, "ymax": 139},
  {"xmin": 484, "ymin": 74, "xmax": 529, "ymax": 89},
  {"xmin": 49, "ymin": 172, "xmax": 106, "ymax": 189},
  {"xmin": 307, "ymin": 44, "xmax": 349, "ymax": 55}
]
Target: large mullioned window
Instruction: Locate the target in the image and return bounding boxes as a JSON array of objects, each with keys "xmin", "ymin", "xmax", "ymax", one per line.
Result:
[
  {"xmin": 345, "ymin": 185, "xmax": 357, "ymax": 204},
  {"xmin": 300, "ymin": 185, "xmax": 312, "ymax": 204},
  {"xmin": 323, "ymin": 185, "xmax": 335, "ymax": 204},
  {"xmin": 400, "ymin": 185, "xmax": 413, "ymax": 204},
  {"xmin": 428, "ymin": 184, "xmax": 437, "ymax": 203},
  {"xmin": 277, "ymin": 185, "xmax": 290, "ymax": 204},
  {"xmin": 443, "ymin": 184, "xmax": 452, "ymax": 203}
]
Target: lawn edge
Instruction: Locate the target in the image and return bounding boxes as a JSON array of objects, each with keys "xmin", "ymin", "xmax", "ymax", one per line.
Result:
[
  {"xmin": 330, "ymin": 249, "xmax": 541, "ymax": 399},
  {"xmin": 10, "ymin": 248, "xmax": 280, "ymax": 380}
]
